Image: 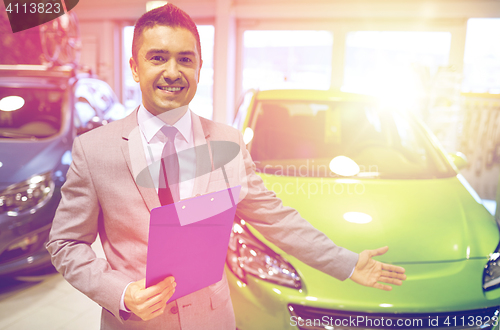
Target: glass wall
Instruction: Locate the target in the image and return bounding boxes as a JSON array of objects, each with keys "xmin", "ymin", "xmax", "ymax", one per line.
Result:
[
  {"xmin": 122, "ymin": 26, "xmax": 138, "ymax": 111},
  {"xmin": 242, "ymin": 30, "xmax": 333, "ymax": 91},
  {"xmin": 342, "ymin": 31, "xmax": 452, "ymax": 99},
  {"xmin": 188, "ymin": 25, "xmax": 214, "ymax": 119},
  {"xmin": 463, "ymin": 18, "xmax": 500, "ymax": 94}
]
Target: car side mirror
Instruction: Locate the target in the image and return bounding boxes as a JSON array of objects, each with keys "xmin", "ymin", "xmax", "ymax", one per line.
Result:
[{"xmin": 447, "ymin": 152, "xmax": 468, "ymax": 170}]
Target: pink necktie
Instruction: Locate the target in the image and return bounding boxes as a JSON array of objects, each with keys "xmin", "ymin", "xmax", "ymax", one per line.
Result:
[{"xmin": 158, "ymin": 126, "xmax": 179, "ymax": 205}]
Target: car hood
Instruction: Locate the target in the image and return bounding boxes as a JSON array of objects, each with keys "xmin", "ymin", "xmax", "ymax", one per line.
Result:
[
  {"xmin": 0, "ymin": 137, "xmax": 70, "ymax": 188},
  {"xmin": 251, "ymin": 174, "xmax": 498, "ymax": 263}
]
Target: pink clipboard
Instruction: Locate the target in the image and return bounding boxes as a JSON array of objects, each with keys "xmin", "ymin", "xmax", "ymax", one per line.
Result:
[{"xmin": 145, "ymin": 185, "xmax": 241, "ymax": 301}]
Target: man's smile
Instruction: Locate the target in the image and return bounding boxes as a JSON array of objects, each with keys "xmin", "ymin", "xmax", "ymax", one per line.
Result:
[{"xmin": 157, "ymin": 86, "xmax": 184, "ymax": 92}]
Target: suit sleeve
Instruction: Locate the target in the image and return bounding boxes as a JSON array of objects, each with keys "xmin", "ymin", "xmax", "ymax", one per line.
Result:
[
  {"xmin": 46, "ymin": 136, "xmax": 132, "ymax": 322},
  {"xmin": 234, "ymin": 131, "xmax": 359, "ymax": 281}
]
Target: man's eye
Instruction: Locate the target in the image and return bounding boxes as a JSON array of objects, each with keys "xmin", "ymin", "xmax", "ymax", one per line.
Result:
[
  {"xmin": 151, "ymin": 56, "xmax": 165, "ymax": 61},
  {"xmin": 180, "ymin": 57, "xmax": 192, "ymax": 63}
]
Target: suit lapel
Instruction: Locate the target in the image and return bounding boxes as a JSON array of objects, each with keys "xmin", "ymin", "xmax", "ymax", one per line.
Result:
[{"xmin": 121, "ymin": 108, "xmax": 161, "ymax": 212}]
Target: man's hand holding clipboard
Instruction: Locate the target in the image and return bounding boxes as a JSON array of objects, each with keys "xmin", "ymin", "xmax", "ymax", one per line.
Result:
[{"xmin": 124, "ymin": 277, "xmax": 177, "ymax": 321}]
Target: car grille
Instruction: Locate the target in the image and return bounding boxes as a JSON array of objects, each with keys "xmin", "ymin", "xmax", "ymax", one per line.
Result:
[{"xmin": 288, "ymin": 304, "xmax": 499, "ymax": 330}]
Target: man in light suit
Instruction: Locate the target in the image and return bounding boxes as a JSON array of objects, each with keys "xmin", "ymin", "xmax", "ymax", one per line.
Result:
[{"xmin": 47, "ymin": 3, "xmax": 406, "ymax": 329}]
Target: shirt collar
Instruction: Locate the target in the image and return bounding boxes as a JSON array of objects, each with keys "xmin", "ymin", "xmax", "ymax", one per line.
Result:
[{"xmin": 137, "ymin": 104, "xmax": 192, "ymax": 144}]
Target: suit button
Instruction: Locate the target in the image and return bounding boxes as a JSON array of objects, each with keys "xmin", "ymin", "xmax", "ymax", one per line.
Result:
[{"xmin": 170, "ymin": 306, "xmax": 178, "ymax": 314}]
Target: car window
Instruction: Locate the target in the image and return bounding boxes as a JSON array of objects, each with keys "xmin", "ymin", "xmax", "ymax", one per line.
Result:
[
  {"xmin": 93, "ymin": 81, "xmax": 114, "ymax": 114},
  {"xmin": 249, "ymin": 100, "xmax": 455, "ymax": 179},
  {"xmin": 74, "ymin": 79, "xmax": 128, "ymax": 124},
  {"xmin": 0, "ymin": 87, "xmax": 66, "ymax": 139},
  {"xmin": 74, "ymin": 97, "xmax": 97, "ymax": 128},
  {"xmin": 93, "ymin": 80, "xmax": 128, "ymax": 121},
  {"xmin": 75, "ymin": 79, "xmax": 116, "ymax": 115},
  {"xmin": 74, "ymin": 83, "xmax": 100, "ymax": 129},
  {"xmin": 87, "ymin": 79, "xmax": 116, "ymax": 115}
]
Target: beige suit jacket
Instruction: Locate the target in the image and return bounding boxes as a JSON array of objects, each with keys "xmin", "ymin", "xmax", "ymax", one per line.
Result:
[{"xmin": 47, "ymin": 109, "xmax": 358, "ymax": 329}]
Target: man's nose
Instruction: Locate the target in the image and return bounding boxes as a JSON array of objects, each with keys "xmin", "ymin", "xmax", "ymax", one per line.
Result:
[{"xmin": 162, "ymin": 59, "xmax": 181, "ymax": 82}]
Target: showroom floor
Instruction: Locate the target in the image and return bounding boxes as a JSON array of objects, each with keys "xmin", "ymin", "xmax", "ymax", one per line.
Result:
[
  {"xmin": 0, "ymin": 201, "xmax": 497, "ymax": 330},
  {"xmin": 0, "ymin": 239, "xmax": 105, "ymax": 330}
]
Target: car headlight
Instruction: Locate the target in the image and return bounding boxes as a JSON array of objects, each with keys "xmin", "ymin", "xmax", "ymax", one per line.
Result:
[
  {"xmin": 226, "ymin": 218, "xmax": 302, "ymax": 289},
  {"xmin": 483, "ymin": 243, "xmax": 500, "ymax": 291},
  {"xmin": 0, "ymin": 172, "xmax": 55, "ymax": 216}
]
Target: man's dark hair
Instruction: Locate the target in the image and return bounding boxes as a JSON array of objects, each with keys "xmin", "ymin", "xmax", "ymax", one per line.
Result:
[{"xmin": 132, "ymin": 3, "xmax": 202, "ymax": 65}]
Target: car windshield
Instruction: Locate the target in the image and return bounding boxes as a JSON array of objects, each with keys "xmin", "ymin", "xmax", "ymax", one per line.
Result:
[
  {"xmin": 249, "ymin": 100, "xmax": 455, "ymax": 179},
  {"xmin": 0, "ymin": 87, "xmax": 66, "ymax": 139}
]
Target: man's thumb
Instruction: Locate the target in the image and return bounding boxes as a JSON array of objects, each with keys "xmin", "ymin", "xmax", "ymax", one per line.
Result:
[{"xmin": 370, "ymin": 246, "xmax": 389, "ymax": 257}]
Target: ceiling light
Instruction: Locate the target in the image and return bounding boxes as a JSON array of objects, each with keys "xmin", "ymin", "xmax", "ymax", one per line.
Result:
[
  {"xmin": 0, "ymin": 96, "xmax": 25, "ymax": 112},
  {"xmin": 146, "ymin": 1, "xmax": 168, "ymax": 12}
]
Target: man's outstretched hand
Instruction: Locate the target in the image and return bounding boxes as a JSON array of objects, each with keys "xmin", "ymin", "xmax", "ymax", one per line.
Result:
[{"xmin": 350, "ymin": 246, "xmax": 406, "ymax": 291}]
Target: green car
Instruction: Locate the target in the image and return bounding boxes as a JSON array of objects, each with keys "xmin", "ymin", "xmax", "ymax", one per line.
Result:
[{"xmin": 226, "ymin": 89, "xmax": 500, "ymax": 330}]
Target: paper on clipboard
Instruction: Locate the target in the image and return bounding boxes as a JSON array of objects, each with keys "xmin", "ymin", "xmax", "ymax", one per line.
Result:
[{"xmin": 145, "ymin": 185, "xmax": 241, "ymax": 301}]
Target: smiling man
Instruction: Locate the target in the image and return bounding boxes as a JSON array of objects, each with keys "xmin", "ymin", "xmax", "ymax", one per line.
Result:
[{"xmin": 47, "ymin": 4, "xmax": 406, "ymax": 330}]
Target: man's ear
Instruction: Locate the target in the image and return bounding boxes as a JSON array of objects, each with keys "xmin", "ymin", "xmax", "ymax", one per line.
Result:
[
  {"xmin": 129, "ymin": 57, "xmax": 140, "ymax": 83},
  {"xmin": 197, "ymin": 59, "xmax": 203, "ymax": 84}
]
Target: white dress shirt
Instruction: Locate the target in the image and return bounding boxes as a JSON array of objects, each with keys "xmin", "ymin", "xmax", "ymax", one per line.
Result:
[
  {"xmin": 120, "ymin": 104, "xmax": 197, "ymax": 312},
  {"xmin": 137, "ymin": 104, "xmax": 196, "ymax": 199}
]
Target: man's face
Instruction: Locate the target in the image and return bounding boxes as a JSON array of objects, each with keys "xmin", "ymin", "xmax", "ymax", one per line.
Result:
[{"xmin": 130, "ymin": 25, "xmax": 202, "ymax": 116}]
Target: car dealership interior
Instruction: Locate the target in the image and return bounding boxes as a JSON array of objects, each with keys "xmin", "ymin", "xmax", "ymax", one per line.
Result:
[{"xmin": 1, "ymin": 0, "xmax": 500, "ymax": 329}]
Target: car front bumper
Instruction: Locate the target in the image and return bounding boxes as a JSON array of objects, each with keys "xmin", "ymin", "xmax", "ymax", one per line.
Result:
[
  {"xmin": 287, "ymin": 304, "xmax": 500, "ymax": 330},
  {"xmin": 226, "ymin": 260, "xmax": 500, "ymax": 330},
  {"xmin": 0, "ymin": 225, "xmax": 53, "ymax": 277},
  {"xmin": 0, "ymin": 189, "xmax": 60, "ymax": 277}
]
